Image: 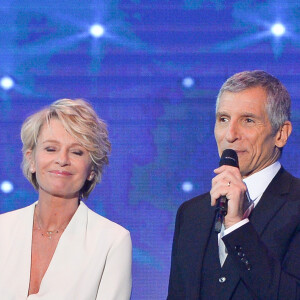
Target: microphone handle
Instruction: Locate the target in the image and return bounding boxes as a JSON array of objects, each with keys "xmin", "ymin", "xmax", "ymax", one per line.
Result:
[{"xmin": 214, "ymin": 196, "xmax": 228, "ymax": 233}]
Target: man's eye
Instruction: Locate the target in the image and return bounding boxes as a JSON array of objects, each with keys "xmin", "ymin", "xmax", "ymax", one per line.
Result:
[
  {"xmin": 45, "ymin": 147, "xmax": 55, "ymax": 152},
  {"xmin": 245, "ymin": 118, "xmax": 254, "ymax": 123},
  {"xmin": 220, "ymin": 117, "xmax": 228, "ymax": 122}
]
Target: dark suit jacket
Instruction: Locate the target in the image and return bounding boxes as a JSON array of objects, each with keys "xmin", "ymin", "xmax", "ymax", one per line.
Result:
[{"xmin": 167, "ymin": 168, "xmax": 300, "ymax": 300}]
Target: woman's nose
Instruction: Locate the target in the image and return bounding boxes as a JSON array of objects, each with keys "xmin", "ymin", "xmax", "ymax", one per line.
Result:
[{"xmin": 55, "ymin": 150, "xmax": 70, "ymax": 166}]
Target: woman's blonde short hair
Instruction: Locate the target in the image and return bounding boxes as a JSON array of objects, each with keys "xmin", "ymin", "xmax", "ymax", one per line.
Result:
[{"xmin": 21, "ymin": 98, "xmax": 111, "ymax": 199}]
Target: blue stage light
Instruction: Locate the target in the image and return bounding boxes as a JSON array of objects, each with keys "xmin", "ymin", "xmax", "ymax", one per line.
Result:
[
  {"xmin": 182, "ymin": 77, "xmax": 195, "ymax": 88},
  {"xmin": 89, "ymin": 24, "xmax": 105, "ymax": 38},
  {"xmin": 182, "ymin": 181, "xmax": 193, "ymax": 192},
  {"xmin": 1, "ymin": 181, "xmax": 13, "ymax": 193},
  {"xmin": 0, "ymin": 76, "xmax": 14, "ymax": 90},
  {"xmin": 271, "ymin": 23, "xmax": 286, "ymax": 37}
]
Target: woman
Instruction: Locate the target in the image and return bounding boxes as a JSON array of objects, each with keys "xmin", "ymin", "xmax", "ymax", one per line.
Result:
[{"xmin": 0, "ymin": 99, "xmax": 132, "ymax": 299}]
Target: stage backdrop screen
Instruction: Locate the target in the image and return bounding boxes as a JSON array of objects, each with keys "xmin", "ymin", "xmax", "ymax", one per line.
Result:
[{"xmin": 0, "ymin": 1, "xmax": 299, "ymax": 299}]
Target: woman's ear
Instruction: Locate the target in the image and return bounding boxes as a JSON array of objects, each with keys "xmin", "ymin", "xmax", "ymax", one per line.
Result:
[
  {"xmin": 87, "ymin": 171, "xmax": 95, "ymax": 181},
  {"xmin": 26, "ymin": 150, "xmax": 36, "ymax": 173},
  {"xmin": 275, "ymin": 121, "xmax": 292, "ymax": 148}
]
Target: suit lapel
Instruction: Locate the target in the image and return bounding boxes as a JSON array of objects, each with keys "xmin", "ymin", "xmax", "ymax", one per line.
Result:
[
  {"xmin": 216, "ymin": 168, "xmax": 292, "ymax": 300},
  {"xmin": 249, "ymin": 167, "xmax": 291, "ymax": 236}
]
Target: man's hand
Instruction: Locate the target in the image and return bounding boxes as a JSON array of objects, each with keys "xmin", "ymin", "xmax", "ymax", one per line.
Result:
[{"xmin": 210, "ymin": 165, "xmax": 247, "ymax": 229}]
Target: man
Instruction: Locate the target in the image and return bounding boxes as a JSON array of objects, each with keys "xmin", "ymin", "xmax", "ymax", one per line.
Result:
[{"xmin": 167, "ymin": 70, "xmax": 300, "ymax": 299}]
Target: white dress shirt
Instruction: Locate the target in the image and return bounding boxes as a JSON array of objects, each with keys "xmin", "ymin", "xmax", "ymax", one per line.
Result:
[
  {"xmin": 0, "ymin": 201, "xmax": 132, "ymax": 300},
  {"xmin": 218, "ymin": 161, "xmax": 281, "ymax": 266}
]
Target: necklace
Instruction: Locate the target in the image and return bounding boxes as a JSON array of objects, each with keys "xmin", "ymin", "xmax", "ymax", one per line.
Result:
[{"xmin": 34, "ymin": 208, "xmax": 67, "ymax": 240}]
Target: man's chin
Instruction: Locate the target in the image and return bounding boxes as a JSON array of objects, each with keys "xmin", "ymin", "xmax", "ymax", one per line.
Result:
[{"xmin": 240, "ymin": 168, "xmax": 255, "ymax": 179}]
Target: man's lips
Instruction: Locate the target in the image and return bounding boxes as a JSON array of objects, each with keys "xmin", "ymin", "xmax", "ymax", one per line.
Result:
[
  {"xmin": 49, "ymin": 170, "xmax": 72, "ymax": 176},
  {"xmin": 234, "ymin": 150, "xmax": 246, "ymax": 154},
  {"xmin": 222, "ymin": 149, "xmax": 246, "ymax": 154}
]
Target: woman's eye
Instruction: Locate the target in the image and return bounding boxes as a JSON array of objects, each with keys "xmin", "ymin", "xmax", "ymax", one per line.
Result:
[
  {"xmin": 72, "ymin": 151, "xmax": 83, "ymax": 156},
  {"xmin": 45, "ymin": 147, "xmax": 55, "ymax": 152}
]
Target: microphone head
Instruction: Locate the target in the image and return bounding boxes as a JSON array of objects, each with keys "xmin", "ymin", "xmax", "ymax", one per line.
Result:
[{"xmin": 219, "ymin": 149, "xmax": 239, "ymax": 168}]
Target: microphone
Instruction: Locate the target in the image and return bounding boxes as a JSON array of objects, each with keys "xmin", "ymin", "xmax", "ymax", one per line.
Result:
[{"xmin": 214, "ymin": 149, "xmax": 239, "ymax": 233}]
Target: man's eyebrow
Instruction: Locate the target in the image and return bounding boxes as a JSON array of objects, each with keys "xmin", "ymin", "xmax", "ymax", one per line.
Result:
[
  {"xmin": 240, "ymin": 112, "xmax": 260, "ymax": 119},
  {"xmin": 216, "ymin": 111, "xmax": 229, "ymax": 117},
  {"xmin": 216, "ymin": 111, "xmax": 260, "ymax": 118}
]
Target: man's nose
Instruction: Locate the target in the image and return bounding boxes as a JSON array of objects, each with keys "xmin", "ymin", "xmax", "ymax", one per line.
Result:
[{"xmin": 225, "ymin": 121, "xmax": 240, "ymax": 143}]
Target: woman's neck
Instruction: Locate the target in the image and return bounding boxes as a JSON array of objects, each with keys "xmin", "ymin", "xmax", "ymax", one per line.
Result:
[{"xmin": 35, "ymin": 193, "xmax": 80, "ymax": 232}]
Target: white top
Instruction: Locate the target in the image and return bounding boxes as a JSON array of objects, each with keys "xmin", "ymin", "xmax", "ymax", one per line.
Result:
[
  {"xmin": 0, "ymin": 201, "xmax": 132, "ymax": 300},
  {"xmin": 219, "ymin": 161, "xmax": 281, "ymax": 266}
]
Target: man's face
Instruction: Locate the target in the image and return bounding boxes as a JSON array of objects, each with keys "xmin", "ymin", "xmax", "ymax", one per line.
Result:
[{"xmin": 214, "ymin": 86, "xmax": 281, "ymax": 178}]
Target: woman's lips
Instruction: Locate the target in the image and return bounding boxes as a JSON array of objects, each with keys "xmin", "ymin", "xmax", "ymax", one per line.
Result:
[{"xmin": 49, "ymin": 170, "xmax": 72, "ymax": 176}]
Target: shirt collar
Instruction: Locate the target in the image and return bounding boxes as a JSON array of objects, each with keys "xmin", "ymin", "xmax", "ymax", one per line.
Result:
[{"xmin": 243, "ymin": 161, "xmax": 281, "ymax": 202}]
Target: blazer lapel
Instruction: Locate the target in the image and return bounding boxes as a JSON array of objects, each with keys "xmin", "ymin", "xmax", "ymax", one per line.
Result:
[
  {"xmin": 249, "ymin": 167, "xmax": 291, "ymax": 236},
  {"xmin": 37, "ymin": 201, "xmax": 88, "ymax": 295}
]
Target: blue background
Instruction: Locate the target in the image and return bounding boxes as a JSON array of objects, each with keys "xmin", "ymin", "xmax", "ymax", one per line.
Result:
[{"xmin": 0, "ymin": 1, "xmax": 300, "ymax": 299}]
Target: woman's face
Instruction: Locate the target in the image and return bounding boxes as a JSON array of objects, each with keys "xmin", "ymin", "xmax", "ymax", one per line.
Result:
[{"xmin": 28, "ymin": 118, "xmax": 93, "ymax": 200}]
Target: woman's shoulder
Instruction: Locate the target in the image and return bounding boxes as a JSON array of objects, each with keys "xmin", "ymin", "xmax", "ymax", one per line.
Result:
[
  {"xmin": 79, "ymin": 202, "xmax": 131, "ymax": 250},
  {"xmin": 0, "ymin": 202, "xmax": 35, "ymax": 224},
  {"xmin": 81, "ymin": 202, "xmax": 130, "ymax": 236},
  {"xmin": 0, "ymin": 203, "xmax": 35, "ymax": 240}
]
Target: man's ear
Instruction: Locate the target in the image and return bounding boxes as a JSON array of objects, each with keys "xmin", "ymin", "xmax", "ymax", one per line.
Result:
[
  {"xmin": 275, "ymin": 121, "xmax": 292, "ymax": 148},
  {"xmin": 26, "ymin": 150, "xmax": 36, "ymax": 173}
]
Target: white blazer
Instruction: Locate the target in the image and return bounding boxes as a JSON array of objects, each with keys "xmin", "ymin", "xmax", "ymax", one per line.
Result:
[{"xmin": 0, "ymin": 201, "xmax": 132, "ymax": 300}]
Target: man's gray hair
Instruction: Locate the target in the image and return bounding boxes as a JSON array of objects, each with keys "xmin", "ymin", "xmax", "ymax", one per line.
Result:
[{"xmin": 216, "ymin": 70, "xmax": 291, "ymax": 133}]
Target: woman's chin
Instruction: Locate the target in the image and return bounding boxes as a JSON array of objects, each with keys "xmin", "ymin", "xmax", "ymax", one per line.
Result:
[{"xmin": 39, "ymin": 187, "xmax": 79, "ymax": 200}]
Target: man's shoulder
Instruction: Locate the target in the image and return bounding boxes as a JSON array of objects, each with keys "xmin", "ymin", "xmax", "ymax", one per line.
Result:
[
  {"xmin": 280, "ymin": 167, "xmax": 300, "ymax": 180},
  {"xmin": 273, "ymin": 168, "xmax": 300, "ymax": 198},
  {"xmin": 177, "ymin": 192, "xmax": 211, "ymax": 216},
  {"xmin": 285, "ymin": 170, "xmax": 300, "ymax": 198},
  {"xmin": 174, "ymin": 192, "xmax": 214, "ymax": 228}
]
